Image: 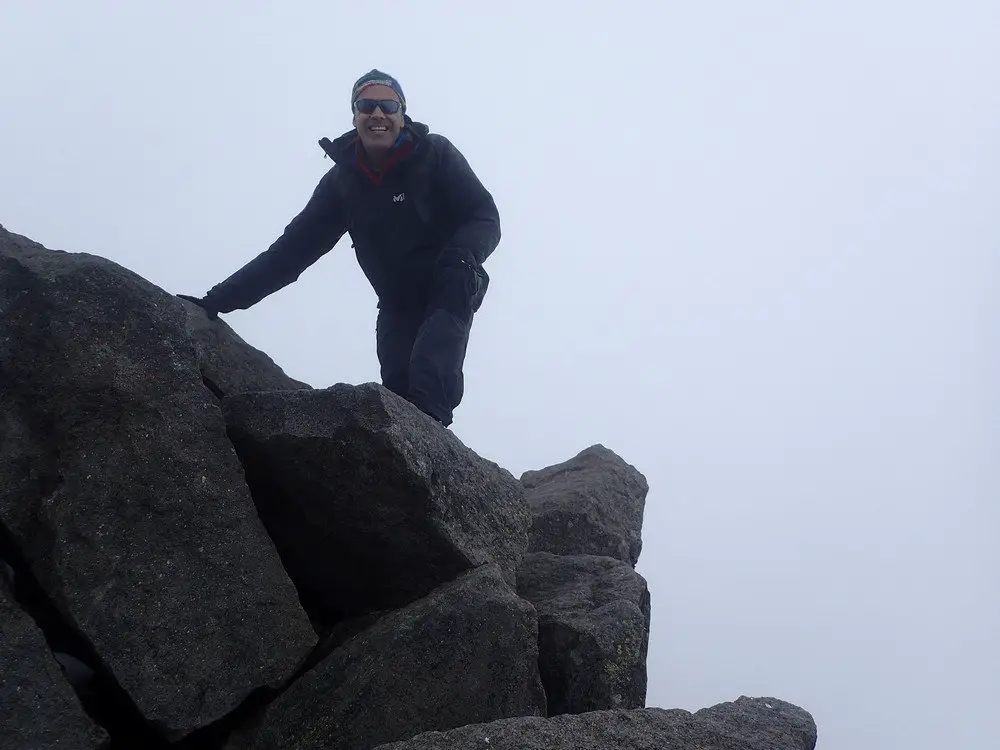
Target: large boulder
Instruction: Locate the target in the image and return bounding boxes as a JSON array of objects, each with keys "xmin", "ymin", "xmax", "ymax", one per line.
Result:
[
  {"xmin": 179, "ymin": 299, "xmax": 311, "ymax": 396},
  {"xmin": 693, "ymin": 697, "xmax": 819, "ymax": 749},
  {"xmin": 517, "ymin": 552, "xmax": 650, "ymax": 715},
  {"xmin": 222, "ymin": 383, "xmax": 531, "ymax": 621},
  {"xmin": 239, "ymin": 564, "xmax": 547, "ymax": 750},
  {"xmin": 0, "ymin": 228, "xmax": 317, "ymax": 740},
  {"xmin": 0, "ymin": 581, "xmax": 109, "ymax": 750},
  {"xmin": 521, "ymin": 445, "xmax": 648, "ymax": 566},
  {"xmin": 373, "ymin": 697, "xmax": 818, "ymax": 750}
]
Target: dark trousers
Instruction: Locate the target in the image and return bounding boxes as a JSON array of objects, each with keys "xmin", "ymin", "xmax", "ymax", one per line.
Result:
[{"xmin": 376, "ymin": 255, "xmax": 483, "ymax": 426}]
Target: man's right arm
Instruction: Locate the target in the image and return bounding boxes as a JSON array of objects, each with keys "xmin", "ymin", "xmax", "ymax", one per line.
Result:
[{"xmin": 201, "ymin": 167, "xmax": 350, "ymax": 313}]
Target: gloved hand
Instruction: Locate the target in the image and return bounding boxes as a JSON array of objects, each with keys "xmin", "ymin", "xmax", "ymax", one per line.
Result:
[
  {"xmin": 437, "ymin": 248, "xmax": 478, "ymax": 291},
  {"xmin": 176, "ymin": 294, "xmax": 220, "ymax": 320},
  {"xmin": 433, "ymin": 249, "xmax": 480, "ymax": 318}
]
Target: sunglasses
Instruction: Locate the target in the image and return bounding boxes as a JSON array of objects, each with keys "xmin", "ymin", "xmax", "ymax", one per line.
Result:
[{"xmin": 353, "ymin": 98, "xmax": 402, "ymax": 115}]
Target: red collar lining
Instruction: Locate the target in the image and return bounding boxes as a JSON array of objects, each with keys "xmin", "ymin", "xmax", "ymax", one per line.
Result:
[{"xmin": 356, "ymin": 137, "xmax": 414, "ymax": 185}]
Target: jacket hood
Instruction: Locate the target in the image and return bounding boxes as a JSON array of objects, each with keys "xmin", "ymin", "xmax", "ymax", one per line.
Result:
[{"xmin": 320, "ymin": 117, "xmax": 429, "ymax": 164}]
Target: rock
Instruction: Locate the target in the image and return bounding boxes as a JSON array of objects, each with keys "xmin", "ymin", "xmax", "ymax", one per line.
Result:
[
  {"xmin": 372, "ymin": 697, "xmax": 818, "ymax": 750},
  {"xmin": 222, "ymin": 383, "xmax": 531, "ymax": 621},
  {"xmin": 0, "ymin": 556, "xmax": 14, "ymax": 588},
  {"xmin": 179, "ymin": 298, "xmax": 311, "ymax": 396},
  {"xmin": 0, "ymin": 227, "xmax": 820, "ymax": 749},
  {"xmin": 0, "ymin": 581, "xmax": 109, "ymax": 749},
  {"xmin": 694, "ymin": 697, "xmax": 820, "ymax": 750},
  {"xmin": 242, "ymin": 564, "xmax": 547, "ymax": 750},
  {"xmin": 521, "ymin": 445, "xmax": 648, "ymax": 565},
  {"xmin": 517, "ymin": 552, "xmax": 650, "ymax": 715},
  {"xmin": 0, "ymin": 228, "xmax": 318, "ymax": 740}
]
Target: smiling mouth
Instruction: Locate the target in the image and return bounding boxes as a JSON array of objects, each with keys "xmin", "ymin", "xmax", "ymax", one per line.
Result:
[{"xmin": 367, "ymin": 123, "xmax": 389, "ymax": 134}]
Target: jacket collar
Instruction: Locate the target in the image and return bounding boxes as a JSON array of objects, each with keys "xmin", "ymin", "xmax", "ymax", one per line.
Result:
[{"xmin": 319, "ymin": 117, "xmax": 429, "ymax": 166}]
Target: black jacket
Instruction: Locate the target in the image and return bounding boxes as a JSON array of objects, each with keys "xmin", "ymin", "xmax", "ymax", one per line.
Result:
[{"xmin": 203, "ymin": 120, "xmax": 500, "ymax": 313}]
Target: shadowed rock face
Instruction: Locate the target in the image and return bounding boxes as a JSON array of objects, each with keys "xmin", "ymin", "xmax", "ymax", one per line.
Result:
[
  {"xmin": 222, "ymin": 383, "xmax": 531, "ymax": 623},
  {"xmin": 0, "ymin": 580, "xmax": 109, "ymax": 750},
  {"xmin": 372, "ymin": 697, "xmax": 818, "ymax": 750},
  {"xmin": 517, "ymin": 552, "xmax": 651, "ymax": 715},
  {"xmin": 520, "ymin": 445, "xmax": 648, "ymax": 566},
  {"xmin": 0, "ymin": 227, "xmax": 316, "ymax": 741},
  {"xmin": 241, "ymin": 564, "xmax": 547, "ymax": 750},
  {"xmin": 0, "ymin": 225, "xmax": 817, "ymax": 750}
]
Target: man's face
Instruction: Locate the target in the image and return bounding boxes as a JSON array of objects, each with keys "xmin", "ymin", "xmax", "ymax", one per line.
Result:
[{"xmin": 353, "ymin": 84, "xmax": 404, "ymax": 154}]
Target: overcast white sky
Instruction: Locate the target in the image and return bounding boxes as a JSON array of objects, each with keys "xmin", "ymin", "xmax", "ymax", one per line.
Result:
[{"xmin": 2, "ymin": 2, "xmax": 998, "ymax": 748}]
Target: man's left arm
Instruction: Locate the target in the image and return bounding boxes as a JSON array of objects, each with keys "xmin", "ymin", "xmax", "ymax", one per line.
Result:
[{"xmin": 436, "ymin": 136, "xmax": 501, "ymax": 266}]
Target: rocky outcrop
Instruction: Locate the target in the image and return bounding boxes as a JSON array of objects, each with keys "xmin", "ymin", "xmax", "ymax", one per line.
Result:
[
  {"xmin": 222, "ymin": 384, "xmax": 530, "ymax": 623},
  {"xmin": 0, "ymin": 579, "xmax": 108, "ymax": 749},
  {"xmin": 372, "ymin": 697, "xmax": 818, "ymax": 749},
  {"xmin": 521, "ymin": 445, "xmax": 648, "ymax": 565},
  {"xmin": 517, "ymin": 552, "xmax": 650, "ymax": 715},
  {"xmin": 237, "ymin": 565, "xmax": 546, "ymax": 750},
  {"xmin": 0, "ymin": 228, "xmax": 316, "ymax": 741},
  {"xmin": 514, "ymin": 445, "xmax": 652, "ymax": 716},
  {"xmin": 0, "ymin": 224, "xmax": 816, "ymax": 750},
  {"xmin": 692, "ymin": 696, "xmax": 819, "ymax": 749}
]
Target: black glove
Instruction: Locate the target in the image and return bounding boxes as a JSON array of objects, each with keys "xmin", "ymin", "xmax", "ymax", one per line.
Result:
[
  {"xmin": 438, "ymin": 249, "xmax": 478, "ymax": 289},
  {"xmin": 433, "ymin": 249, "xmax": 480, "ymax": 318},
  {"xmin": 176, "ymin": 294, "xmax": 220, "ymax": 320}
]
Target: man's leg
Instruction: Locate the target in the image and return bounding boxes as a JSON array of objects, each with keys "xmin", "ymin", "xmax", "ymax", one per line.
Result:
[
  {"xmin": 375, "ymin": 306, "xmax": 422, "ymax": 400},
  {"xmin": 407, "ymin": 256, "xmax": 478, "ymax": 426}
]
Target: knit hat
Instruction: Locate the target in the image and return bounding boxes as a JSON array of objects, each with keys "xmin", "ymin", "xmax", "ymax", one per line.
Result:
[{"xmin": 351, "ymin": 69, "xmax": 406, "ymax": 113}]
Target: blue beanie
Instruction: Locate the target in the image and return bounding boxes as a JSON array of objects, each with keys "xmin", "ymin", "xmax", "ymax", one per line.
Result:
[{"xmin": 351, "ymin": 69, "xmax": 406, "ymax": 113}]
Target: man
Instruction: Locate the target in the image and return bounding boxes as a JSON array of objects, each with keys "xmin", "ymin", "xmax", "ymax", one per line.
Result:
[{"xmin": 179, "ymin": 70, "xmax": 500, "ymax": 427}]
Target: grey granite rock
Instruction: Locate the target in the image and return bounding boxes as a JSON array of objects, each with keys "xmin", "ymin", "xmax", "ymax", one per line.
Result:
[
  {"xmin": 241, "ymin": 564, "xmax": 546, "ymax": 750},
  {"xmin": 0, "ymin": 580, "xmax": 109, "ymax": 749},
  {"xmin": 373, "ymin": 696, "xmax": 818, "ymax": 750},
  {"xmin": 0, "ymin": 227, "xmax": 317, "ymax": 741},
  {"xmin": 521, "ymin": 445, "xmax": 648, "ymax": 565},
  {"xmin": 518, "ymin": 552, "xmax": 650, "ymax": 715},
  {"xmin": 179, "ymin": 298, "xmax": 310, "ymax": 396},
  {"xmin": 222, "ymin": 383, "xmax": 531, "ymax": 621}
]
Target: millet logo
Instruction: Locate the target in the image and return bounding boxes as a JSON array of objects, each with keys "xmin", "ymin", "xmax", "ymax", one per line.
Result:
[{"xmin": 393, "ymin": 192, "xmax": 405, "ymax": 202}]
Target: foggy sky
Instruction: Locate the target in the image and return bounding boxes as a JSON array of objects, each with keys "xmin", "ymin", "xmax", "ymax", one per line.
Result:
[{"xmin": 2, "ymin": 3, "xmax": 998, "ymax": 748}]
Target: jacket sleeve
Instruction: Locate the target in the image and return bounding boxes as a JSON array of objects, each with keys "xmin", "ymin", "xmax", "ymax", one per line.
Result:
[
  {"xmin": 204, "ymin": 166, "xmax": 349, "ymax": 312},
  {"xmin": 435, "ymin": 136, "xmax": 501, "ymax": 266}
]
